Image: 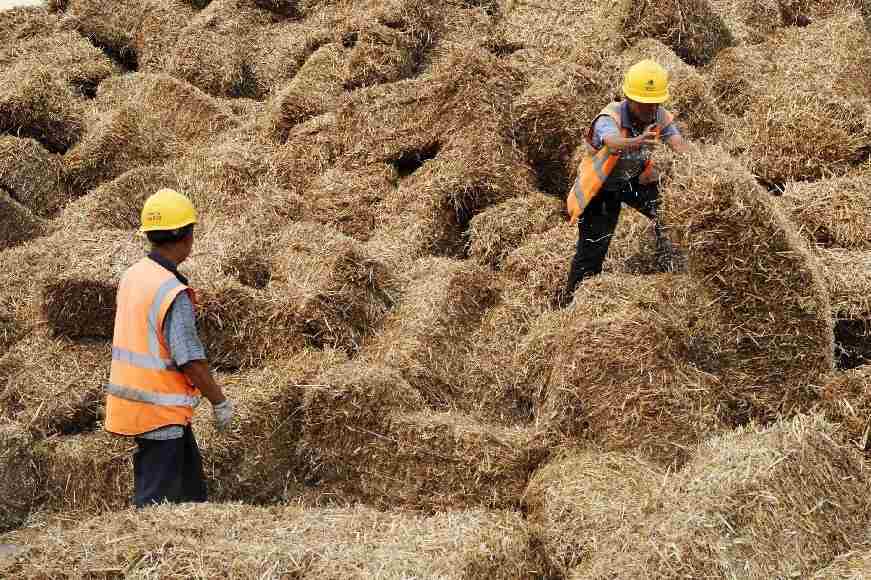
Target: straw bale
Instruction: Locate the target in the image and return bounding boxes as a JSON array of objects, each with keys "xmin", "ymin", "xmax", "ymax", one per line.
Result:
[
  {"xmin": 341, "ymin": 19, "xmax": 431, "ymax": 91},
  {"xmin": 268, "ymin": 222, "xmax": 397, "ymax": 352},
  {"xmin": 35, "ymin": 430, "xmax": 133, "ymax": 516},
  {"xmin": 498, "ymin": 224, "xmax": 576, "ymax": 312},
  {"xmin": 708, "ymin": 0, "xmax": 782, "ymax": 44},
  {"xmin": 813, "ymin": 548, "xmax": 871, "ymax": 578},
  {"xmin": 523, "ymin": 450, "xmax": 663, "ymax": 575},
  {"xmin": 616, "ymin": 39, "xmax": 725, "ymax": 142},
  {"xmin": 303, "ymin": 363, "xmax": 545, "ymax": 509},
  {"xmin": 521, "ymin": 274, "xmax": 727, "ymax": 467},
  {"xmin": 818, "ymin": 249, "xmax": 871, "ymax": 321},
  {"xmin": 0, "ymin": 65, "xmax": 84, "ymax": 154},
  {"xmin": 660, "ymin": 144, "xmax": 834, "ymax": 413},
  {"xmin": 816, "ymin": 366, "xmax": 871, "ymax": 449},
  {"xmin": 619, "ymin": 0, "xmax": 735, "ymax": 66},
  {"xmin": 705, "ymin": 45, "xmax": 776, "ymax": 116},
  {"xmin": 0, "ymin": 423, "xmax": 42, "ymax": 533},
  {"xmin": 272, "ymin": 112, "xmax": 341, "ymax": 193},
  {"xmin": 0, "ymin": 333, "xmax": 108, "ymax": 437},
  {"xmin": 253, "ymin": 20, "xmax": 332, "ymax": 94},
  {"xmin": 366, "ymin": 257, "xmax": 497, "ymax": 409},
  {"xmin": 0, "ymin": 137, "xmax": 66, "ymax": 217},
  {"xmin": 194, "ymin": 350, "xmax": 347, "ymax": 503},
  {"xmin": 57, "ymin": 0, "xmax": 141, "ymax": 70},
  {"xmin": 303, "ymin": 163, "xmax": 398, "ymax": 241},
  {"xmin": 737, "ymin": 88, "xmax": 871, "ymax": 184},
  {"xmin": 863, "ymin": 0, "xmax": 871, "ymax": 31},
  {"xmin": 266, "ymin": 43, "xmax": 347, "ymax": 138},
  {"xmin": 776, "ymin": 174, "xmax": 871, "ymax": 250},
  {"xmin": 64, "ymin": 73, "xmax": 235, "ymax": 190},
  {"xmin": 1, "ymin": 504, "xmax": 550, "ymax": 579},
  {"xmin": 59, "ymin": 165, "xmax": 182, "ymax": 231},
  {"xmin": 167, "ymin": 0, "xmax": 273, "ymax": 98},
  {"xmin": 467, "ymin": 193, "xmax": 564, "ymax": 269},
  {"xmin": 0, "ymin": 192, "xmax": 45, "ymax": 251},
  {"xmin": 0, "ymin": 7, "xmax": 58, "ymax": 48},
  {"xmin": 574, "ymin": 414, "xmax": 871, "ymax": 579}
]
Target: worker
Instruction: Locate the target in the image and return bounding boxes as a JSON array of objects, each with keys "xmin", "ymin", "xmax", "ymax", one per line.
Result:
[
  {"xmin": 557, "ymin": 59, "xmax": 689, "ymax": 308},
  {"xmin": 104, "ymin": 188, "xmax": 234, "ymax": 508}
]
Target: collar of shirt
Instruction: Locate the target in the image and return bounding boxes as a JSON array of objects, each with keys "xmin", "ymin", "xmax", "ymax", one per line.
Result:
[
  {"xmin": 147, "ymin": 252, "xmax": 189, "ymax": 286},
  {"xmin": 621, "ymin": 100, "xmax": 659, "ymax": 135}
]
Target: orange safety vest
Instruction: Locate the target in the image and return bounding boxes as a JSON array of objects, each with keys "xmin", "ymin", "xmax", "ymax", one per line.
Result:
[
  {"xmin": 104, "ymin": 257, "xmax": 201, "ymax": 436},
  {"xmin": 566, "ymin": 102, "xmax": 674, "ymax": 221}
]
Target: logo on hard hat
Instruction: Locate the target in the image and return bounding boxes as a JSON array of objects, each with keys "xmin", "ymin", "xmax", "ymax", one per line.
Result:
[
  {"xmin": 645, "ymin": 79, "xmax": 656, "ymax": 90},
  {"xmin": 145, "ymin": 211, "xmax": 162, "ymax": 224}
]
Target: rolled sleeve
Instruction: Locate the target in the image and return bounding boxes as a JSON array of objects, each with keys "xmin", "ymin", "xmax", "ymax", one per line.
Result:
[
  {"xmin": 592, "ymin": 116, "xmax": 620, "ymax": 150},
  {"xmin": 162, "ymin": 291, "xmax": 207, "ymax": 368}
]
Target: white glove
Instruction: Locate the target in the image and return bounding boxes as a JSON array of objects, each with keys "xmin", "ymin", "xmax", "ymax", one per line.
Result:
[{"xmin": 212, "ymin": 399, "xmax": 234, "ymax": 432}]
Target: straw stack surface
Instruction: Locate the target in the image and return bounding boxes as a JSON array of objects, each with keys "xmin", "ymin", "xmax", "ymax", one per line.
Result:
[
  {"xmin": 0, "ymin": 423, "xmax": 41, "ymax": 533},
  {"xmin": 0, "ymin": 192, "xmax": 45, "ymax": 251},
  {"xmin": 0, "ymin": 137, "xmax": 66, "ymax": 217},
  {"xmin": 816, "ymin": 365, "xmax": 871, "ymax": 448}
]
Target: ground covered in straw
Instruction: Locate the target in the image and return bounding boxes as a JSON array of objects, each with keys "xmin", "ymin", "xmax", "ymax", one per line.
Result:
[{"xmin": 2, "ymin": 0, "xmax": 871, "ymax": 576}]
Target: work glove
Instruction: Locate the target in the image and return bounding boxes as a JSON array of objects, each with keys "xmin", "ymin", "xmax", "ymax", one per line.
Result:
[{"xmin": 212, "ymin": 399, "xmax": 235, "ymax": 432}]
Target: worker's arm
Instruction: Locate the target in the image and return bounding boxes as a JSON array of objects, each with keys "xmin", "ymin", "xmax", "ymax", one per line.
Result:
[
  {"xmin": 666, "ymin": 133, "xmax": 689, "ymax": 153},
  {"xmin": 181, "ymin": 360, "xmax": 226, "ymax": 405},
  {"xmin": 602, "ymin": 127, "xmax": 658, "ymax": 151}
]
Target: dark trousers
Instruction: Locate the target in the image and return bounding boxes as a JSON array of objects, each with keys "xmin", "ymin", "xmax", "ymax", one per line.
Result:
[
  {"xmin": 133, "ymin": 425, "xmax": 207, "ymax": 508},
  {"xmin": 564, "ymin": 179, "xmax": 665, "ymax": 296}
]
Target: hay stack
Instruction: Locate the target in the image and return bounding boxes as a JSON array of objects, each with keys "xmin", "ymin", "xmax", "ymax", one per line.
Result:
[
  {"xmin": 64, "ymin": 73, "xmax": 236, "ymax": 191},
  {"xmin": 266, "ymin": 43, "xmax": 347, "ymax": 139},
  {"xmin": 272, "ymin": 112, "xmax": 340, "ymax": 195},
  {"xmin": 303, "ymin": 163, "xmax": 398, "ymax": 241},
  {"xmin": 705, "ymin": 45, "xmax": 777, "ymax": 117},
  {"xmin": 0, "ymin": 137, "xmax": 66, "ymax": 217},
  {"xmin": 267, "ymin": 222, "xmax": 397, "ymax": 352},
  {"xmin": 253, "ymin": 20, "xmax": 332, "ymax": 95},
  {"xmin": 521, "ymin": 274, "xmax": 727, "ymax": 467},
  {"xmin": 0, "ymin": 65, "xmax": 84, "ymax": 154},
  {"xmin": 816, "ymin": 366, "xmax": 871, "ymax": 449},
  {"xmin": 467, "ymin": 193, "xmax": 564, "ymax": 269},
  {"xmin": 167, "ymin": 0, "xmax": 272, "ymax": 98},
  {"xmin": 619, "ymin": 0, "xmax": 735, "ymax": 66},
  {"xmin": 616, "ymin": 39, "xmax": 725, "ymax": 142},
  {"xmin": 0, "ymin": 192, "xmax": 45, "ymax": 251},
  {"xmin": 708, "ymin": 0, "xmax": 782, "ymax": 44},
  {"xmin": 0, "ymin": 504, "xmax": 551, "ymax": 579},
  {"xmin": 0, "ymin": 7, "xmax": 58, "ymax": 48},
  {"xmin": 0, "ymin": 423, "xmax": 42, "ymax": 533},
  {"xmin": 523, "ymin": 450, "xmax": 663, "ymax": 575},
  {"xmin": 813, "ymin": 549, "xmax": 871, "ymax": 578},
  {"xmin": 819, "ymin": 248, "xmax": 871, "ymax": 320},
  {"xmin": 302, "ymin": 361, "xmax": 546, "ymax": 510},
  {"xmin": 59, "ymin": 166, "xmax": 181, "ymax": 231},
  {"xmin": 0, "ymin": 333, "xmax": 108, "ymax": 437},
  {"xmin": 194, "ymin": 350, "xmax": 347, "ymax": 503},
  {"xmin": 776, "ymin": 174, "xmax": 871, "ymax": 250},
  {"xmin": 863, "ymin": 0, "xmax": 871, "ymax": 31},
  {"xmin": 366, "ymin": 257, "xmax": 497, "ymax": 409},
  {"xmin": 660, "ymin": 144, "xmax": 834, "ymax": 414},
  {"xmin": 574, "ymin": 414, "xmax": 871, "ymax": 579}
]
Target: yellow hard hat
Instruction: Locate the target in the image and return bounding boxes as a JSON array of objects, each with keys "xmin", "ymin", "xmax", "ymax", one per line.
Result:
[
  {"xmin": 139, "ymin": 188, "xmax": 198, "ymax": 233},
  {"xmin": 623, "ymin": 59, "xmax": 670, "ymax": 104}
]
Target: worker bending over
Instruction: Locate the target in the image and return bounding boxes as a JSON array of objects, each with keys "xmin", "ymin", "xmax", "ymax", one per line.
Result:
[
  {"xmin": 558, "ymin": 59, "xmax": 689, "ymax": 308},
  {"xmin": 104, "ymin": 188, "xmax": 234, "ymax": 507}
]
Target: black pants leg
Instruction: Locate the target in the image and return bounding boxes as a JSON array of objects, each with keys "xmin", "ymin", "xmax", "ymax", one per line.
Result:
[
  {"xmin": 564, "ymin": 193, "xmax": 622, "ymax": 298},
  {"xmin": 133, "ymin": 425, "xmax": 207, "ymax": 508}
]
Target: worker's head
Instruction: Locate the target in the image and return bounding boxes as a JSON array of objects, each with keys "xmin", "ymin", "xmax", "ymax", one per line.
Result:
[
  {"xmin": 623, "ymin": 59, "xmax": 670, "ymax": 124},
  {"xmin": 139, "ymin": 188, "xmax": 198, "ymax": 263}
]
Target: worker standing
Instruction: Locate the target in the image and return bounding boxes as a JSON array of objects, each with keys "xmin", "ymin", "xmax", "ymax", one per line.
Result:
[
  {"xmin": 104, "ymin": 188, "xmax": 234, "ymax": 507},
  {"xmin": 557, "ymin": 59, "xmax": 689, "ymax": 308}
]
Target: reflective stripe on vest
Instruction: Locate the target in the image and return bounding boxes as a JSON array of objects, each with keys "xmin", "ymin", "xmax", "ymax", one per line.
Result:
[
  {"xmin": 567, "ymin": 102, "xmax": 674, "ymax": 217},
  {"xmin": 105, "ymin": 258, "xmax": 200, "ymax": 437}
]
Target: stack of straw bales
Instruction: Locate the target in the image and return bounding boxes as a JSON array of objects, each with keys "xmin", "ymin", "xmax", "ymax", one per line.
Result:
[
  {"xmin": 0, "ymin": 333, "xmax": 108, "ymax": 436},
  {"xmin": 196, "ymin": 350, "xmax": 348, "ymax": 503},
  {"xmin": 574, "ymin": 414, "xmax": 871, "ymax": 579},
  {"xmin": 816, "ymin": 365, "xmax": 871, "ymax": 448},
  {"xmin": 64, "ymin": 73, "xmax": 236, "ymax": 191},
  {"xmin": 467, "ymin": 193, "xmax": 564, "ymax": 269},
  {"xmin": 618, "ymin": 0, "xmax": 734, "ymax": 66},
  {"xmin": 365, "ymin": 257, "xmax": 496, "ymax": 408},
  {"xmin": 0, "ymin": 504, "xmax": 552, "ymax": 579},
  {"xmin": 523, "ymin": 450, "xmax": 663, "ymax": 576},
  {"xmin": 0, "ymin": 137, "xmax": 67, "ymax": 218},
  {"xmin": 659, "ymin": 145, "xmax": 834, "ymax": 415},
  {"xmin": 0, "ymin": 423, "xmax": 41, "ymax": 533},
  {"xmin": 520, "ymin": 274, "xmax": 727, "ymax": 467},
  {"xmin": 301, "ymin": 361, "xmax": 545, "ymax": 510},
  {"xmin": 615, "ymin": 40, "xmax": 725, "ymax": 142}
]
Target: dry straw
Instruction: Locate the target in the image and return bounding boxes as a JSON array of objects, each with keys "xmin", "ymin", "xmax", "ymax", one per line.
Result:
[
  {"xmin": 574, "ymin": 414, "xmax": 871, "ymax": 579},
  {"xmin": 618, "ymin": 0, "xmax": 735, "ymax": 66},
  {"xmin": 812, "ymin": 548, "xmax": 871, "ymax": 579},
  {"xmin": 0, "ymin": 6, "xmax": 58, "ymax": 48},
  {"xmin": 708, "ymin": 0, "xmax": 782, "ymax": 44},
  {"xmin": 0, "ymin": 137, "xmax": 67, "ymax": 218},
  {"xmin": 0, "ymin": 192, "xmax": 45, "ymax": 251},
  {"xmin": 776, "ymin": 174, "xmax": 871, "ymax": 250},
  {"xmin": 817, "ymin": 248, "xmax": 871, "ymax": 321},
  {"xmin": 523, "ymin": 449, "xmax": 664, "ymax": 575},
  {"xmin": 816, "ymin": 365, "xmax": 871, "ymax": 450},
  {"xmin": 1, "ymin": 503, "xmax": 552, "ymax": 579},
  {"xmin": 0, "ymin": 422, "xmax": 42, "ymax": 533},
  {"xmin": 659, "ymin": 144, "xmax": 834, "ymax": 415}
]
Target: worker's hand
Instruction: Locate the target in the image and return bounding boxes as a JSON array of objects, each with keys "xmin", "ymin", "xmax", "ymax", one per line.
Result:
[
  {"xmin": 212, "ymin": 399, "xmax": 235, "ymax": 432},
  {"xmin": 635, "ymin": 124, "xmax": 659, "ymax": 148}
]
